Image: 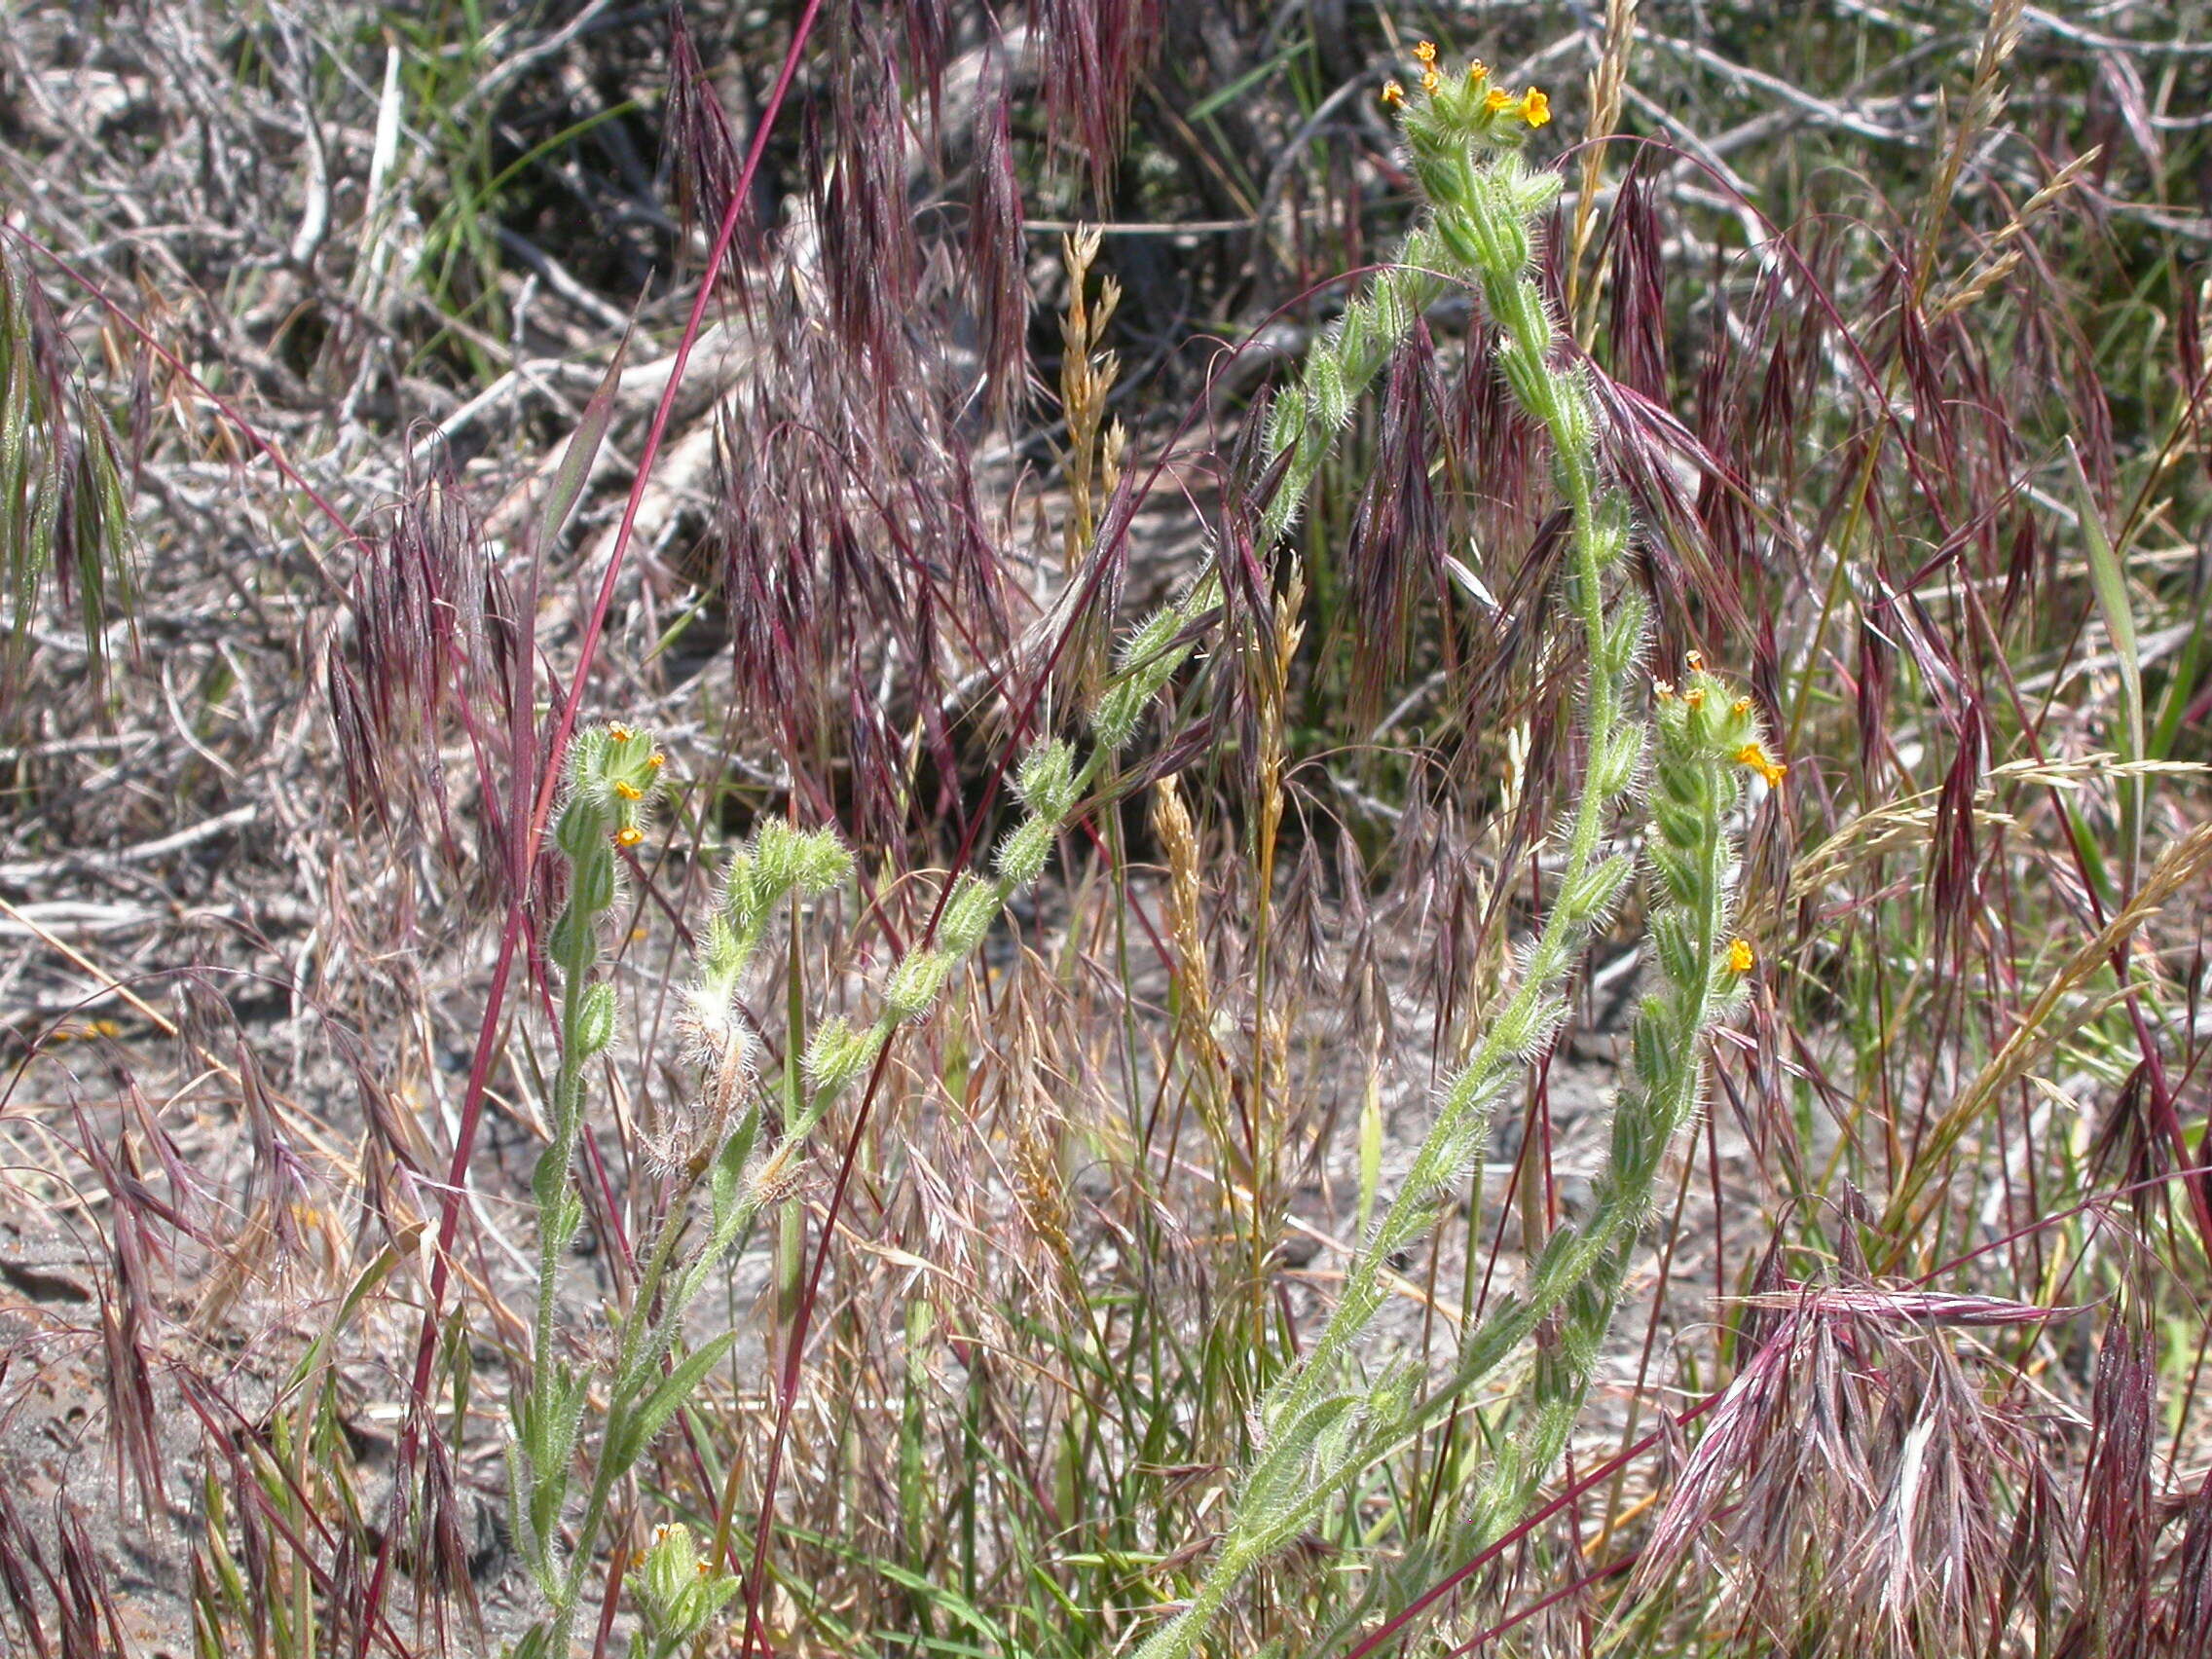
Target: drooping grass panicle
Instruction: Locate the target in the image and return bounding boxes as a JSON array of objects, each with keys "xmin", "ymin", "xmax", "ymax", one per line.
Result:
[{"xmin": 0, "ymin": 238, "xmax": 137, "ymax": 726}]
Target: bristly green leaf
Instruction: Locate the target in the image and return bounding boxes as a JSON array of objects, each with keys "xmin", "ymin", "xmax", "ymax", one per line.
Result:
[{"xmin": 608, "ymin": 1331, "xmax": 738, "ymax": 1478}]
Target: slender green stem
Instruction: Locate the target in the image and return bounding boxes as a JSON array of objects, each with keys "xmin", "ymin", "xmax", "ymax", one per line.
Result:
[{"xmin": 533, "ymin": 962, "xmax": 588, "ymax": 1389}]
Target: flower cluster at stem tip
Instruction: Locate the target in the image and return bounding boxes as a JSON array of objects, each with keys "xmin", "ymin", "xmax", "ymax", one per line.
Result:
[
  {"xmin": 1650, "ymin": 653, "xmax": 1776, "ymax": 985},
  {"xmin": 1655, "ymin": 652, "xmax": 1788, "ymax": 792},
  {"xmin": 557, "ymin": 721, "xmax": 666, "ymax": 851},
  {"xmin": 1382, "ymin": 41, "xmax": 1551, "ymax": 131}
]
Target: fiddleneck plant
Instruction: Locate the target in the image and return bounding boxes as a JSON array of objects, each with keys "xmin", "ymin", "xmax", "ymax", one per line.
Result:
[
  {"xmin": 509, "ymin": 725, "xmax": 863, "ymax": 1657},
  {"xmin": 508, "ymin": 585, "xmax": 1211, "ymax": 1652},
  {"xmin": 513, "ymin": 719, "xmax": 668, "ymax": 1616},
  {"xmin": 1129, "ymin": 48, "xmax": 1778, "ymax": 1659}
]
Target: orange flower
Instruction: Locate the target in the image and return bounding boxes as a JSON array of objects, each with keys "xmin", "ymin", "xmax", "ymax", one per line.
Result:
[
  {"xmin": 615, "ymin": 825, "xmax": 644, "ymax": 848},
  {"xmin": 1486, "ymin": 88, "xmax": 1513, "ymax": 112},
  {"xmin": 1735, "ymin": 742, "xmax": 1786, "ymax": 787},
  {"xmin": 646, "ymin": 751, "xmax": 666, "ymax": 770},
  {"xmin": 1419, "ymin": 66, "xmax": 1442, "ymax": 95},
  {"xmin": 1725, "ymin": 939, "xmax": 1755, "ymax": 975},
  {"xmin": 1522, "ymin": 88, "xmax": 1551, "ymax": 127},
  {"xmin": 1413, "ymin": 40, "xmax": 1438, "ymax": 64},
  {"xmin": 612, "ymin": 778, "xmax": 643, "ymax": 801},
  {"xmin": 1381, "ymin": 78, "xmax": 1406, "ymax": 107}
]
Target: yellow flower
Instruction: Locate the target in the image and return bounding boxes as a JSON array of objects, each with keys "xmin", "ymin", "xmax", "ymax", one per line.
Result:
[
  {"xmin": 1725, "ymin": 939, "xmax": 1755, "ymax": 975},
  {"xmin": 1419, "ymin": 66, "xmax": 1442, "ymax": 95},
  {"xmin": 612, "ymin": 778, "xmax": 643, "ymax": 801},
  {"xmin": 1731, "ymin": 697, "xmax": 1753, "ymax": 717},
  {"xmin": 1653, "ymin": 679, "xmax": 1676, "ymax": 701},
  {"xmin": 1683, "ymin": 688, "xmax": 1705, "ymax": 710},
  {"xmin": 1486, "ymin": 88, "xmax": 1513, "ymax": 112},
  {"xmin": 608, "ymin": 722, "xmax": 633, "ymax": 742},
  {"xmin": 646, "ymin": 751, "xmax": 666, "ymax": 771},
  {"xmin": 1684, "ymin": 649, "xmax": 1705, "ymax": 672},
  {"xmin": 615, "ymin": 825, "xmax": 644, "ymax": 848},
  {"xmin": 1468, "ymin": 58, "xmax": 1488, "ymax": 80},
  {"xmin": 1522, "ymin": 88, "xmax": 1551, "ymax": 128},
  {"xmin": 1413, "ymin": 40, "xmax": 1438, "ymax": 64},
  {"xmin": 1381, "ymin": 78, "xmax": 1406, "ymax": 107},
  {"xmin": 1735, "ymin": 743, "xmax": 1786, "ymax": 787}
]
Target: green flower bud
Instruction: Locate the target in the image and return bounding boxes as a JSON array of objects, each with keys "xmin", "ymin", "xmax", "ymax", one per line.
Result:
[
  {"xmin": 1597, "ymin": 599, "xmax": 1645, "ymax": 674},
  {"xmin": 1493, "ymin": 277, "xmax": 1550, "ymax": 349},
  {"xmin": 1370, "ymin": 273, "xmax": 1415, "ymax": 347},
  {"xmin": 1550, "ymin": 376, "xmax": 1594, "ymax": 461},
  {"xmin": 938, "ymin": 873, "xmax": 1001, "ymax": 955},
  {"xmin": 792, "ymin": 827, "xmax": 854, "ymax": 894},
  {"xmin": 996, "ymin": 815, "xmax": 1055, "ymax": 885},
  {"xmin": 1014, "ymin": 739, "xmax": 1078, "ymax": 823},
  {"xmin": 1414, "ymin": 152, "xmax": 1467, "ymax": 217},
  {"xmin": 696, "ymin": 910, "xmax": 746, "ymax": 993},
  {"xmin": 1433, "ymin": 213, "xmax": 1490, "ymax": 278},
  {"xmin": 1310, "ymin": 353, "xmax": 1350, "ymax": 432},
  {"xmin": 1650, "ymin": 909, "xmax": 1701, "ymax": 988},
  {"xmin": 752, "ymin": 819, "xmax": 808, "ymax": 896},
  {"xmin": 720, "ymin": 849, "xmax": 762, "ymax": 931},
  {"xmin": 1589, "ymin": 723, "xmax": 1644, "ymax": 799},
  {"xmin": 572, "ymin": 981, "xmax": 616, "ymax": 1058},
  {"xmin": 1093, "ymin": 681, "xmax": 1148, "ymax": 750},
  {"xmin": 1561, "ymin": 853, "xmax": 1632, "ymax": 925},
  {"xmin": 1497, "ymin": 338, "xmax": 1552, "ymax": 413},
  {"xmin": 884, "ymin": 948, "xmax": 952, "ymax": 1023},
  {"xmin": 1469, "ymin": 177, "xmax": 1530, "ymax": 272},
  {"xmin": 632, "ymin": 1522, "xmax": 742, "ymax": 1648},
  {"xmin": 802, "ymin": 1015, "xmax": 883, "ymax": 1100},
  {"xmin": 1507, "ymin": 161, "xmax": 1565, "ymax": 220}
]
